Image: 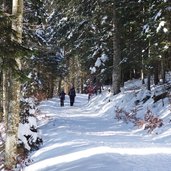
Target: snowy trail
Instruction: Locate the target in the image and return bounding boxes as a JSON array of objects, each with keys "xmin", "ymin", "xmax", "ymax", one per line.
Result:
[{"xmin": 24, "ymin": 94, "xmax": 171, "ymax": 171}]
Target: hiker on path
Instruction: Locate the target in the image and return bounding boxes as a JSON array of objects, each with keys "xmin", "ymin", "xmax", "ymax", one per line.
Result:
[
  {"xmin": 87, "ymin": 84, "xmax": 94, "ymax": 101},
  {"xmin": 68, "ymin": 86, "xmax": 76, "ymax": 106},
  {"xmin": 59, "ymin": 90, "xmax": 66, "ymax": 106}
]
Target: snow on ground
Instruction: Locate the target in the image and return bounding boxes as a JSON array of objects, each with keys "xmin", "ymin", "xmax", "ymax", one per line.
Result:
[{"xmin": 24, "ymin": 80, "xmax": 171, "ymax": 171}]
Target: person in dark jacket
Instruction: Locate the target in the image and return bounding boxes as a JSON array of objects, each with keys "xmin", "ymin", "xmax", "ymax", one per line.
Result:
[
  {"xmin": 68, "ymin": 86, "xmax": 76, "ymax": 106},
  {"xmin": 59, "ymin": 90, "xmax": 66, "ymax": 106}
]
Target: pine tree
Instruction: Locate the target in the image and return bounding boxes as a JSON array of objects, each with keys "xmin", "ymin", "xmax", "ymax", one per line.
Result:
[{"xmin": 112, "ymin": 1, "xmax": 121, "ymax": 94}]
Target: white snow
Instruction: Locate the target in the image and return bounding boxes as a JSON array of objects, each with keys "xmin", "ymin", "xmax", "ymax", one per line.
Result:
[
  {"xmin": 156, "ymin": 21, "xmax": 166, "ymax": 33},
  {"xmin": 143, "ymin": 24, "xmax": 149, "ymax": 33},
  {"xmin": 100, "ymin": 53, "xmax": 108, "ymax": 62},
  {"xmin": 101, "ymin": 16, "xmax": 107, "ymax": 25},
  {"xmin": 23, "ymin": 80, "xmax": 171, "ymax": 171},
  {"xmin": 163, "ymin": 27, "xmax": 168, "ymax": 33},
  {"xmin": 90, "ymin": 66, "xmax": 96, "ymax": 74},
  {"xmin": 95, "ymin": 57, "xmax": 101, "ymax": 67},
  {"xmin": 154, "ymin": 10, "xmax": 162, "ymax": 21}
]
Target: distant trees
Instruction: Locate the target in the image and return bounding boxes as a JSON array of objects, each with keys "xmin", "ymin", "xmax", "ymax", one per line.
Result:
[
  {"xmin": 40, "ymin": 0, "xmax": 170, "ymax": 94},
  {"xmin": 118, "ymin": 0, "xmax": 170, "ymax": 89},
  {"xmin": 23, "ymin": 0, "xmax": 67, "ymax": 96}
]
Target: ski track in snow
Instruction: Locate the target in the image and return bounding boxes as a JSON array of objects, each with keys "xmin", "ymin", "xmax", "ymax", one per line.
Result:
[{"xmin": 24, "ymin": 94, "xmax": 171, "ymax": 171}]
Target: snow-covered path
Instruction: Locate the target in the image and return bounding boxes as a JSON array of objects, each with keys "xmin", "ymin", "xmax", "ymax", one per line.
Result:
[{"xmin": 24, "ymin": 93, "xmax": 171, "ymax": 171}]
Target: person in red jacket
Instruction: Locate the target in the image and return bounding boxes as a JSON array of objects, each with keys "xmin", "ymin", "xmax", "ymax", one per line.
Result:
[{"xmin": 87, "ymin": 85, "xmax": 94, "ymax": 101}]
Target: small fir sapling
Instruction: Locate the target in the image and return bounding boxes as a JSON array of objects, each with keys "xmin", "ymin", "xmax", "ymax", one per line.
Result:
[{"xmin": 18, "ymin": 97, "xmax": 43, "ymax": 152}]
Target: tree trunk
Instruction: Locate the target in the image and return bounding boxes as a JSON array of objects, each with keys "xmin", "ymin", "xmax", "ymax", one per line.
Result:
[
  {"xmin": 48, "ymin": 75, "xmax": 54, "ymax": 98},
  {"xmin": 147, "ymin": 39, "xmax": 151, "ymax": 91},
  {"xmin": 11, "ymin": 0, "xmax": 23, "ymax": 43},
  {"xmin": 147, "ymin": 71, "xmax": 151, "ymax": 91},
  {"xmin": 4, "ymin": 0, "xmax": 23, "ymax": 169},
  {"xmin": 57, "ymin": 77, "xmax": 62, "ymax": 95},
  {"xmin": 120, "ymin": 69, "xmax": 124, "ymax": 87},
  {"xmin": 141, "ymin": 5, "xmax": 146, "ymax": 85},
  {"xmin": 141, "ymin": 55, "xmax": 145, "ymax": 84},
  {"xmin": 80, "ymin": 76, "xmax": 84, "ymax": 94},
  {"xmin": 161, "ymin": 59, "xmax": 166, "ymax": 84},
  {"xmin": 2, "ymin": 0, "xmax": 12, "ymax": 126},
  {"xmin": 154, "ymin": 61, "xmax": 159, "ymax": 85},
  {"xmin": 70, "ymin": 56, "xmax": 76, "ymax": 87},
  {"xmin": 0, "ymin": 70, "xmax": 3, "ymax": 122},
  {"xmin": 141, "ymin": 69, "xmax": 145, "ymax": 84},
  {"xmin": 112, "ymin": 1, "xmax": 121, "ymax": 95},
  {"xmin": 5, "ymin": 75, "xmax": 21, "ymax": 168},
  {"xmin": 2, "ymin": 68, "xmax": 10, "ymax": 129}
]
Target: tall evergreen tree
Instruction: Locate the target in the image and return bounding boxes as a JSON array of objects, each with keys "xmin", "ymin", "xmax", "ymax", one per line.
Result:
[{"xmin": 112, "ymin": 1, "xmax": 121, "ymax": 94}]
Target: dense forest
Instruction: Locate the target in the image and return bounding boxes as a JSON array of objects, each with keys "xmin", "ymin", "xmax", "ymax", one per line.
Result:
[{"xmin": 0, "ymin": 0, "xmax": 170, "ymax": 170}]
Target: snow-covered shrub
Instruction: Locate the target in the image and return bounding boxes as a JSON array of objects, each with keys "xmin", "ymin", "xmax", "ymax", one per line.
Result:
[
  {"xmin": 18, "ymin": 97, "xmax": 43, "ymax": 151},
  {"xmin": 18, "ymin": 116, "xmax": 42, "ymax": 151}
]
